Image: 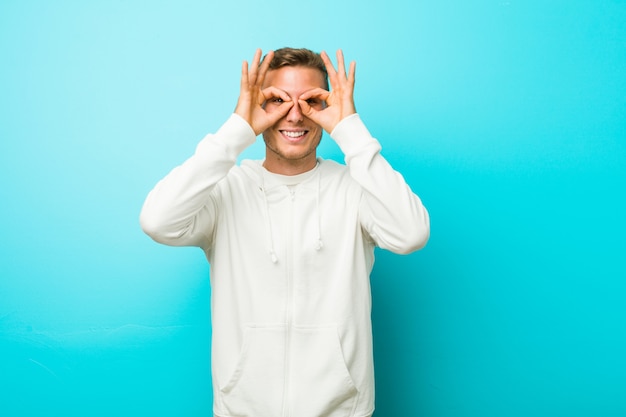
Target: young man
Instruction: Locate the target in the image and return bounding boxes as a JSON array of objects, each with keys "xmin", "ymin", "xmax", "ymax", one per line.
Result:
[{"xmin": 140, "ymin": 48, "xmax": 430, "ymax": 417}]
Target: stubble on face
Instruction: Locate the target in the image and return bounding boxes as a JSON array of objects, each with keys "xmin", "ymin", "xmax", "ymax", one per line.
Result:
[{"xmin": 261, "ymin": 66, "xmax": 326, "ymax": 175}]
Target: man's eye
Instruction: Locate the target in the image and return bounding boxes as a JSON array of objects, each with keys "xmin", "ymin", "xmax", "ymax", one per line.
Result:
[
  {"xmin": 272, "ymin": 98, "xmax": 284, "ymax": 103},
  {"xmin": 306, "ymin": 99, "xmax": 319, "ymax": 105}
]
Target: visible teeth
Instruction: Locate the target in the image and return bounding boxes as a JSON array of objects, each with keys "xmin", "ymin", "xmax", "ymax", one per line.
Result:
[{"xmin": 283, "ymin": 131, "xmax": 306, "ymax": 138}]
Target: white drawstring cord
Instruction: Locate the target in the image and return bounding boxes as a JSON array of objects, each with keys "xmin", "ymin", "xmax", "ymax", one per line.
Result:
[
  {"xmin": 261, "ymin": 162, "xmax": 323, "ymax": 262},
  {"xmin": 260, "ymin": 182, "xmax": 278, "ymax": 264},
  {"xmin": 315, "ymin": 167, "xmax": 324, "ymax": 251}
]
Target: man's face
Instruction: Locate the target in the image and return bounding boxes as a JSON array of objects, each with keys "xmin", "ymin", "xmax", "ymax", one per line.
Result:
[{"xmin": 262, "ymin": 66, "xmax": 326, "ymax": 172}]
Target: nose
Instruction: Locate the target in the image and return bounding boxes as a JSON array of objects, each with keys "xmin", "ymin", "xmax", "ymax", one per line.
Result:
[{"xmin": 286, "ymin": 100, "xmax": 304, "ymax": 123}]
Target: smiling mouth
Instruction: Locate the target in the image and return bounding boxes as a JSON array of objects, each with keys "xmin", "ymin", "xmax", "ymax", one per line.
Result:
[{"xmin": 280, "ymin": 130, "xmax": 308, "ymax": 140}]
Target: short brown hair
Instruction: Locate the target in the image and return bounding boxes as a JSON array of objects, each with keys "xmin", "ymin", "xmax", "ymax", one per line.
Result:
[{"xmin": 264, "ymin": 47, "xmax": 329, "ymax": 90}]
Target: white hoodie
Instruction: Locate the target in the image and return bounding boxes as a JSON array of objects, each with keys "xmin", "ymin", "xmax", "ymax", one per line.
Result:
[{"xmin": 140, "ymin": 113, "xmax": 429, "ymax": 417}]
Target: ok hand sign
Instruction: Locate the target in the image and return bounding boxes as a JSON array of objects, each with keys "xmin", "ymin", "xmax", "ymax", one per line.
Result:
[
  {"xmin": 234, "ymin": 49, "xmax": 294, "ymax": 136},
  {"xmin": 298, "ymin": 50, "xmax": 356, "ymax": 133}
]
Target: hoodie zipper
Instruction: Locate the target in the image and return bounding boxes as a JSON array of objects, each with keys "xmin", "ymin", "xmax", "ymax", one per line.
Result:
[{"xmin": 281, "ymin": 188, "xmax": 296, "ymax": 417}]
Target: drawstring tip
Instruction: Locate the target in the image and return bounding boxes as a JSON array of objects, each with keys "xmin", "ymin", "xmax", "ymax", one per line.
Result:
[
  {"xmin": 270, "ymin": 251, "xmax": 278, "ymax": 263},
  {"xmin": 315, "ymin": 240, "xmax": 324, "ymax": 251}
]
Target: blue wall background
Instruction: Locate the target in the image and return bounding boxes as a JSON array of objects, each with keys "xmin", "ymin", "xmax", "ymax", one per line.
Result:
[{"xmin": 1, "ymin": 1, "xmax": 624, "ymax": 416}]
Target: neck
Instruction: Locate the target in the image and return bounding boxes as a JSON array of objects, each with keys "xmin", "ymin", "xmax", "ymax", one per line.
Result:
[{"xmin": 263, "ymin": 154, "xmax": 318, "ymax": 176}]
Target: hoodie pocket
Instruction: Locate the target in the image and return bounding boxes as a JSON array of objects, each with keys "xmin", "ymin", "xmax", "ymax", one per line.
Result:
[
  {"xmin": 219, "ymin": 325, "xmax": 286, "ymax": 417},
  {"xmin": 290, "ymin": 325, "xmax": 359, "ymax": 417},
  {"xmin": 219, "ymin": 324, "xmax": 359, "ymax": 417}
]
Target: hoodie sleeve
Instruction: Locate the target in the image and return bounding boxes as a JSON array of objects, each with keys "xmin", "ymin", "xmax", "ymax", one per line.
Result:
[
  {"xmin": 139, "ymin": 114, "xmax": 256, "ymax": 249},
  {"xmin": 330, "ymin": 114, "xmax": 430, "ymax": 254}
]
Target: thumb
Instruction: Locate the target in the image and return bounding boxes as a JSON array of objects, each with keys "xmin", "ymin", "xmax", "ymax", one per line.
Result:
[
  {"xmin": 267, "ymin": 100, "xmax": 294, "ymax": 124},
  {"xmin": 298, "ymin": 99, "xmax": 314, "ymax": 117},
  {"xmin": 299, "ymin": 99, "xmax": 323, "ymax": 126}
]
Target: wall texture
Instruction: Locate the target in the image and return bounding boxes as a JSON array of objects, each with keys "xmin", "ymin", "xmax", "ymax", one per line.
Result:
[{"xmin": 1, "ymin": 1, "xmax": 624, "ymax": 416}]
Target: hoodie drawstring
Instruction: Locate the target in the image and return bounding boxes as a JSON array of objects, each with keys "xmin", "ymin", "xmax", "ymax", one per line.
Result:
[
  {"xmin": 260, "ymin": 163, "xmax": 323, "ymax": 264},
  {"xmin": 315, "ymin": 168, "xmax": 324, "ymax": 251},
  {"xmin": 260, "ymin": 182, "xmax": 279, "ymax": 264}
]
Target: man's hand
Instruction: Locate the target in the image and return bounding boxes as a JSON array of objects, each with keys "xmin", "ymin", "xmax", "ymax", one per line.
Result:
[
  {"xmin": 298, "ymin": 50, "xmax": 356, "ymax": 133},
  {"xmin": 234, "ymin": 49, "xmax": 294, "ymax": 136}
]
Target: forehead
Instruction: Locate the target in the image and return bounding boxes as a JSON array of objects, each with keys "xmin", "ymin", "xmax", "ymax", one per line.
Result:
[{"xmin": 263, "ymin": 66, "xmax": 326, "ymax": 93}]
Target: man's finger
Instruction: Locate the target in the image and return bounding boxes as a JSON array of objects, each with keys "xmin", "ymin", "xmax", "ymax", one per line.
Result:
[
  {"xmin": 299, "ymin": 88, "xmax": 330, "ymax": 101},
  {"xmin": 298, "ymin": 99, "xmax": 314, "ymax": 117},
  {"xmin": 248, "ymin": 49, "xmax": 263, "ymax": 84},
  {"xmin": 336, "ymin": 49, "xmax": 346, "ymax": 78},
  {"xmin": 240, "ymin": 60, "xmax": 250, "ymax": 89},
  {"xmin": 257, "ymin": 50, "xmax": 274, "ymax": 87},
  {"xmin": 266, "ymin": 98, "xmax": 294, "ymax": 125},
  {"xmin": 261, "ymin": 86, "xmax": 292, "ymax": 104},
  {"xmin": 320, "ymin": 51, "xmax": 337, "ymax": 78},
  {"xmin": 348, "ymin": 60, "xmax": 356, "ymax": 84}
]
